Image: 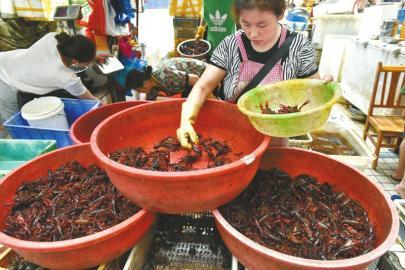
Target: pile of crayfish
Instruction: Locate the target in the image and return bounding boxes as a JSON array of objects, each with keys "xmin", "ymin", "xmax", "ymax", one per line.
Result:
[
  {"xmin": 179, "ymin": 40, "xmax": 209, "ymax": 56},
  {"xmin": 221, "ymin": 168, "xmax": 376, "ymax": 260},
  {"xmin": 3, "ymin": 161, "xmax": 140, "ymax": 242},
  {"xmin": 260, "ymin": 99, "xmax": 311, "ymax": 114},
  {"xmin": 109, "ymin": 136, "xmax": 235, "ymax": 172}
]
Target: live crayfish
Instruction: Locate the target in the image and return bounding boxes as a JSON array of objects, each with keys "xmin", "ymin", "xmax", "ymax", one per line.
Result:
[
  {"xmin": 109, "ymin": 136, "xmax": 234, "ymax": 172},
  {"xmin": 220, "ymin": 168, "xmax": 376, "ymax": 260},
  {"xmin": 260, "ymin": 99, "xmax": 311, "ymax": 114},
  {"xmin": 3, "ymin": 161, "xmax": 140, "ymax": 242},
  {"xmin": 179, "ymin": 40, "xmax": 209, "ymax": 56}
]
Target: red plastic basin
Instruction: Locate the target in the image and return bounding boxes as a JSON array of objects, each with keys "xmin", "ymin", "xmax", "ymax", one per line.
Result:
[
  {"xmin": 91, "ymin": 99, "xmax": 270, "ymax": 214},
  {"xmin": 213, "ymin": 147, "xmax": 399, "ymax": 270},
  {"xmin": 70, "ymin": 100, "xmax": 149, "ymax": 144},
  {"xmin": 0, "ymin": 143, "xmax": 155, "ymax": 270}
]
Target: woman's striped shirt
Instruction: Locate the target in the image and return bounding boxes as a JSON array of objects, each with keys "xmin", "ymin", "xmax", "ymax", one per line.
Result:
[{"xmin": 209, "ymin": 27, "xmax": 318, "ymax": 101}]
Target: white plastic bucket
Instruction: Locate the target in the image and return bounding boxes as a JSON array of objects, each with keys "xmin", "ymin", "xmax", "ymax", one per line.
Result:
[{"xmin": 21, "ymin": 97, "xmax": 69, "ymax": 129}]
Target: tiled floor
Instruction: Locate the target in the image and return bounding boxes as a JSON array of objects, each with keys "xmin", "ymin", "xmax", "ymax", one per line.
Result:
[{"xmin": 365, "ymin": 153, "xmax": 400, "ymax": 197}]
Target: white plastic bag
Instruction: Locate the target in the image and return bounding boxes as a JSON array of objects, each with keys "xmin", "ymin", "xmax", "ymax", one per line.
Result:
[{"xmin": 104, "ymin": 0, "xmax": 130, "ymax": 36}]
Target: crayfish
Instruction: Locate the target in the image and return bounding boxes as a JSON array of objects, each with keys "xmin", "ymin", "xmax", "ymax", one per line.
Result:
[
  {"xmin": 220, "ymin": 168, "xmax": 376, "ymax": 260},
  {"xmin": 4, "ymin": 161, "xmax": 139, "ymax": 242},
  {"xmin": 260, "ymin": 99, "xmax": 311, "ymax": 114},
  {"xmin": 110, "ymin": 136, "xmax": 235, "ymax": 172},
  {"xmin": 179, "ymin": 40, "xmax": 209, "ymax": 56}
]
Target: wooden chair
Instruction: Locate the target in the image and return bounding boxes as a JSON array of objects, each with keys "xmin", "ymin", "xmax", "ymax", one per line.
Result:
[{"xmin": 362, "ymin": 62, "xmax": 405, "ymax": 169}]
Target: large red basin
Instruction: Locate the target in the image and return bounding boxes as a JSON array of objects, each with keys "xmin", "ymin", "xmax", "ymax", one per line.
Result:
[
  {"xmin": 213, "ymin": 147, "xmax": 399, "ymax": 270},
  {"xmin": 70, "ymin": 100, "xmax": 149, "ymax": 144},
  {"xmin": 0, "ymin": 143, "xmax": 155, "ymax": 270},
  {"xmin": 91, "ymin": 99, "xmax": 270, "ymax": 214}
]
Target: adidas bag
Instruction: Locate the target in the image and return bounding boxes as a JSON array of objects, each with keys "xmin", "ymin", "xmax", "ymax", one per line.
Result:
[{"xmin": 203, "ymin": 0, "xmax": 236, "ymax": 51}]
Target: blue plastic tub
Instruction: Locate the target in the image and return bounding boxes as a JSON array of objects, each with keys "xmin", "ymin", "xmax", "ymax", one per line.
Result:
[{"xmin": 3, "ymin": 98, "xmax": 100, "ymax": 148}]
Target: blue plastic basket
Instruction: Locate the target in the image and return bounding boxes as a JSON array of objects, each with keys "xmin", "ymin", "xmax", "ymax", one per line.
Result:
[{"xmin": 3, "ymin": 98, "xmax": 100, "ymax": 148}]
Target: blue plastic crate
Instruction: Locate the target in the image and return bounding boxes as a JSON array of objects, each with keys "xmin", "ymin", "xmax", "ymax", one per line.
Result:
[{"xmin": 3, "ymin": 98, "xmax": 100, "ymax": 148}]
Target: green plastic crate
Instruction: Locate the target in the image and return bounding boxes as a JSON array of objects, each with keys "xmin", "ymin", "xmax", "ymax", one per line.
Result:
[{"xmin": 0, "ymin": 139, "xmax": 57, "ymax": 178}]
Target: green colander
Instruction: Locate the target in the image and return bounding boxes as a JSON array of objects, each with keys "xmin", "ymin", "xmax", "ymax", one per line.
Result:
[{"xmin": 237, "ymin": 79, "xmax": 341, "ymax": 137}]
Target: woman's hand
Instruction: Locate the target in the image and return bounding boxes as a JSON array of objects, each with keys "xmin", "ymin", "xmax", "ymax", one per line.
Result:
[
  {"xmin": 177, "ymin": 121, "xmax": 199, "ymax": 149},
  {"xmin": 78, "ymin": 90, "xmax": 104, "ymax": 106},
  {"xmin": 307, "ymin": 73, "xmax": 334, "ymax": 83},
  {"xmin": 176, "ymin": 64, "xmax": 226, "ymax": 148},
  {"xmin": 95, "ymin": 54, "xmax": 113, "ymax": 64},
  {"xmin": 177, "ymin": 102, "xmax": 200, "ymax": 149},
  {"xmin": 321, "ymin": 74, "xmax": 334, "ymax": 83}
]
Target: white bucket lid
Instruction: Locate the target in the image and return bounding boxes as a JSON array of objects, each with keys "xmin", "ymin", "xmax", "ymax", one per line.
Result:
[{"xmin": 21, "ymin": 96, "xmax": 64, "ymax": 120}]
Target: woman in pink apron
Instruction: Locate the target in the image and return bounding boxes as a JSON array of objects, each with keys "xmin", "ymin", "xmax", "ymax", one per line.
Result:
[{"xmin": 177, "ymin": 0, "xmax": 332, "ymax": 149}]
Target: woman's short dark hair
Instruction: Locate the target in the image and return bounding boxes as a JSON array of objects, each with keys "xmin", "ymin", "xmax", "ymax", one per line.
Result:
[
  {"xmin": 55, "ymin": 32, "xmax": 96, "ymax": 63},
  {"xmin": 234, "ymin": 0, "xmax": 286, "ymax": 17},
  {"xmin": 125, "ymin": 66, "xmax": 153, "ymax": 89}
]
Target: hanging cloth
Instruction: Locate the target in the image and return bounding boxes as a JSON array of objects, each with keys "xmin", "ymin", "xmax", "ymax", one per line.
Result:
[
  {"xmin": 203, "ymin": 0, "xmax": 236, "ymax": 50},
  {"xmin": 88, "ymin": 0, "xmax": 106, "ymax": 35},
  {"xmin": 104, "ymin": 0, "xmax": 130, "ymax": 36},
  {"xmin": 109, "ymin": 0, "xmax": 135, "ymax": 26}
]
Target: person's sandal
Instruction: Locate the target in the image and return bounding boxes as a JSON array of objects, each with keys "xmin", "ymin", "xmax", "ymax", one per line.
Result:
[{"xmin": 391, "ymin": 174, "xmax": 402, "ymax": 182}]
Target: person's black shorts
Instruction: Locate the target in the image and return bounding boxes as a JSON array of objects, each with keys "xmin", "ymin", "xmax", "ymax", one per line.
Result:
[{"xmin": 17, "ymin": 90, "xmax": 77, "ymax": 109}]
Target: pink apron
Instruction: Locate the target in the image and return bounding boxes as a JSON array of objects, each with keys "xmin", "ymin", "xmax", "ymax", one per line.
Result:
[
  {"xmin": 235, "ymin": 27, "xmax": 289, "ymax": 147},
  {"xmin": 232, "ymin": 26, "xmax": 287, "ymax": 103}
]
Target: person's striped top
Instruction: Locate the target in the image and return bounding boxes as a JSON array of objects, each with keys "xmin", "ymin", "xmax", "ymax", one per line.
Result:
[{"xmin": 209, "ymin": 27, "xmax": 319, "ymax": 101}]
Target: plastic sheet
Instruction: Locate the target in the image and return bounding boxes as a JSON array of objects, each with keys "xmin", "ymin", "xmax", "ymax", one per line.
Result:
[{"xmin": 340, "ymin": 38, "xmax": 405, "ymax": 114}]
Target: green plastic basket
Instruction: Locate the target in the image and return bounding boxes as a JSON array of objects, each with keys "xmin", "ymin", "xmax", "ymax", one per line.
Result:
[
  {"xmin": 0, "ymin": 139, "xmax": 57, "ymax": 178},
  {"xmin": 237, "ymin": 79, "xmax": 341, "ymax": 137}
]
